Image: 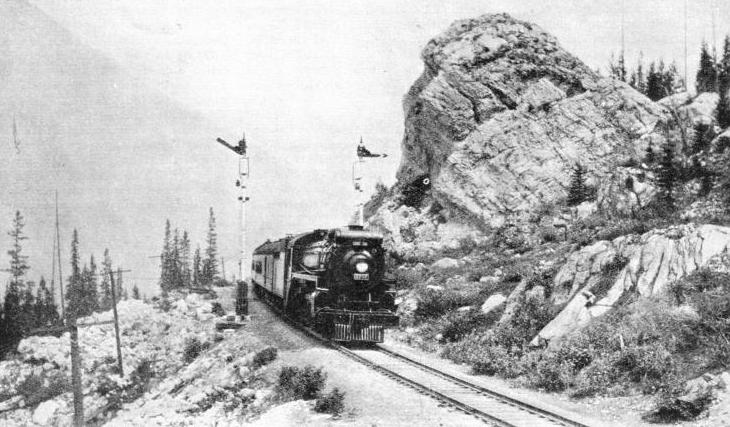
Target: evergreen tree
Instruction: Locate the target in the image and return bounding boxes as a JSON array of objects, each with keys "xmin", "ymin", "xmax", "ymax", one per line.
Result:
[
  {"xmin": 609, "ymin": 51, "xmax": 627, "ymax": 81},
  {"xmin": 2, "ymin": 211, "xmax": 30, "ymax": 350},
  {"xmin": 171, "ymin": 229, "xmax": 181, "ymax": 289},
  {"xmin": 79, "ymin": 264, "xmax": 92, "ymax": 317},
  {"xmin": 202, "ymin": 208, "xmax": 219, "ymax": 286},
  {"xmin": 657, "ymin": 141, "xmax": 677, "ymax": 211},
  {"xmin": 132, "ymin": 285, "xmax": 140, "ymax": 300},
  {"xmin": 66, "ymin": 229, "xmax": 83, "ymax": 320},
  {"xmin": 180, "ymin": 231, "xmax": 192, "ymax": 288},
  {"xmin": 567, "ymin": 163, "xmax": 588, "ymax": 206},
  {"xmin": 716, "ymin": 36, "xmax": 730, "ymax": 128},
  {"xmin": 35, "ymin": 277, "xmax": 59, "ymax": 328},
  {"xmin": 115, "ymin": 268, "xmax": 124, "ymax": 300},
  {"xmin": 1, "ymin": 284, "xmax": 22, "ymax": 354},
  {"xmin": 193, "ymin": 246, "xmax": 202, "ymax": 287},
  {"xmin": 8, "ymin": 211, "xmax": 29, "ymax": 286},
  {"xmin": 159, "ymin": 219, "xmax": 172, "ymax": 292},
  {"xmin": 696, "ymin": 41, "xmax": 718, "ymax": 93},
  {"xmin": 87, "ymin": 255, "xmax": 99, "ymax": 313},
  {"xmin": 629, "ymin": 52, "xmax": 646, "ymax": 94},
  {"xmin": 99, "ymin": 249, "xmax": 113, "ymax": 311},
  {"xmin": 20, "ymin": 281, "xmax": 36, "ymax": 334}
]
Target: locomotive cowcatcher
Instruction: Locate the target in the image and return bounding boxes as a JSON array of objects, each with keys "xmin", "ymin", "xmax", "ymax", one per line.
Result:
[{"xmin": 252, "ymin": 225, "xmax": 398, "ymax": 342}]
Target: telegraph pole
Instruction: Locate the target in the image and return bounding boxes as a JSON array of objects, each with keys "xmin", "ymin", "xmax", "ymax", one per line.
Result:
[
  {"xmin": 215, "ymin": 134, "xmax": 249, "ymax": 315},
  {"xmin": 108, "ymin": 268, "xmax": 130, "ymax": 376},
  {"xmin": 56, "ymin": 191, "xmax": 65, "ymax": 320}
]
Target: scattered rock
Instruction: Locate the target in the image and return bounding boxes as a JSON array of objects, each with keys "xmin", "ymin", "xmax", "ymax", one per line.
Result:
[
  {"xmin": 431, "ymin": 257, "xmax": 460, "ymax": 270},
  {"xmin": 480, "ymin": 294, "xmax": 507, "ymax": 314}
]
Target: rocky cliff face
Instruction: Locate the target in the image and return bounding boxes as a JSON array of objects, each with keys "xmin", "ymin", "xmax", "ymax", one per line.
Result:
[
  {"xmin": 377, "ymin": 13, "xmax": 667, "ymax": 231},
  {"xmin": 535, "ymin": 224, "xmax": 730, "ymax": 344}
]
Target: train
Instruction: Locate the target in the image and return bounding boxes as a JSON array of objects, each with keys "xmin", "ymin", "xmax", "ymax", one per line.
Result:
[{"xmin": 252, "ymin": 225, "xmax": 399, "ymax": 342}]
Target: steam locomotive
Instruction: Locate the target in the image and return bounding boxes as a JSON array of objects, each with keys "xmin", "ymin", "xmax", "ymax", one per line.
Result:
[{"xmin": 252, "ymin": 225, "xmax": 398, "ymax": 342}]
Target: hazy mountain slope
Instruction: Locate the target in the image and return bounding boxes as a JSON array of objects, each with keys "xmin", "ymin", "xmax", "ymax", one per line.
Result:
[{"xmin": 0, "ymin": 0, "xmax": 240, "ymax": 295}]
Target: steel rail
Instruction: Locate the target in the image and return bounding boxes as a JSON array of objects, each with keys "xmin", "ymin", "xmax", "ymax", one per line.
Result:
[
  {"xmin": 253, "ymin": 294, "xmax": 590, "ymax": 427},
  {"xmin": 374, "ymin": 346, "xmax": 589, "ymax": 427}
]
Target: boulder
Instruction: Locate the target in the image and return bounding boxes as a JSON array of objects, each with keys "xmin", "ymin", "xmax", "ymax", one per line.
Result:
[
  {"xmin": 389, "ymin": 13, "xmax": 666, "ymax": 228},
  {"xmin": 431, "ymin": 257, "xmax": 460, "ymax": 269},
  {"xmin": 535, "ymin": 224, "xmax": 730, "ymax": 344},
  {"xmin": 480, "ymin": 294, "xmax": 506, "ymax": 314}
]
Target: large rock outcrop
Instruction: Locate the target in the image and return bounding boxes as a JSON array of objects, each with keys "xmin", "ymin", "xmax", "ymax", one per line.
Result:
[
  {"xmin": 390, "ymin": 13, "xmax": 667, "ymax": 227},
  {"xmin": 534, "ymin": 224, "xmax": 730, "ymax": 344}
]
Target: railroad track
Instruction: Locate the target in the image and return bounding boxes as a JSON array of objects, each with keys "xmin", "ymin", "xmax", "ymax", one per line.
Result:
[{"xmin": 253, "ymin": 296, "xmax": 592, "ymax": 427}]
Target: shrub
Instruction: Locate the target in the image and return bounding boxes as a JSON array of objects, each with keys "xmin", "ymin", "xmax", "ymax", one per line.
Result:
[
  {"xmin": 183, "ymin": 337, "xmax": 210, "ymax": 364},
  {"xmin": 17, "ymin": 371, "xmax": 69, "ymax": 406},
  {"xmin": 438, "ymin": 310, "xmax": 501, "ymax": 343},
  {"xmin": 394, "ymin": 267, "xmax": 426, "ymax": 290},
  {"xmin": 277, "ymin": 365, "xmax": 326, "ymax": 400},
  {"xmin": 413, "ymin": 287, "xmax": 481, "ymax": 319},
  {"xmin": 525, "ymin": 352, "xmax": 571, "ymax": 392},
  {"xmin": 211, "ymin": 302, "xmax": 226, "ymax": 316},
  {"xmin": 643, "ymin": 385, "xmax": 713, "ymax": 423},
  {"xmin": 314, "ymin": 388, "xmax": 346, "ymax": 415},
  {"xmin": 252, "ymin": 347, "xmax": 278, "ymax": 368}
]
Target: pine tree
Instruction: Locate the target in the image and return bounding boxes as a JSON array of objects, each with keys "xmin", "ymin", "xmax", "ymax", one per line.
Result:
[
  {"xmin": 132, "ymin": 285, "xmax": 140, "ymax": 300},
  {"xmin": 657, "ymin": 141, "xmax": 677, "ymax": 211},
  {"xmin": 159, "ymin": 219, "xmax": 172, "ymax": 292},
  {"xmin": 1, "ymin": 285, "xmax": 22, "ymax": 354},
  {"xmin": 609, "ymin": 51, "xmax": 627, "ymax": 82},
  {"xmin": 99, "ymin": 249, "xmax": 113, "ymax": 311},
  {"xmin": 567, "ymin": 163, "xmax": 588, "ymax": 206},
  {"xmin": 180, "ymin": 231, "xmax": 192, "ymax": 288},
  {"xmin": 20, "ymin": 281, "xmax": 36, "ymax": 334},
  {"xmin": 66, "ymin": 229, "xmax": 83, "ymax": 321},
  {"xmin": 697, "ymin": 41, "xmax": 718, "ymax": 93},
  {"xmin": 35, "ymin": 277, "xmax": 59, "ymax": 328},
  {"xmin": 3, "ymin": 211, "xmax": 30, "ymax": 349},
  {"xmin": 87, "ymin": 255, "xmax": 99, "ymax": 313},
  {"xmin": 716, "ymin": 36, "xmax": 730, "ymax": 128},
  {"xmin": 171, "ymin": 229, "xmax": 181, "ymax": 289},
  {"xmin": 202, "ymin": 208, "xmax": 219, "ymax": 286},
  {"xmin": 645, "ymin": 61, "xmax": 669, "ymax": 101},
  {"xmin": 193, "ymin": 246, "xmax": 202, "ymax": 287},
  {"xmin": 693, "ymin": 122, "xmax": 714, "ymax": 153}
]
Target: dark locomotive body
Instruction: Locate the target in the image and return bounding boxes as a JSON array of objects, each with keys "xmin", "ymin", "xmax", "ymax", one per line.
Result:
[{"xmin": 252, "ymin": 225, "xmax": 398, "ymax": 342}]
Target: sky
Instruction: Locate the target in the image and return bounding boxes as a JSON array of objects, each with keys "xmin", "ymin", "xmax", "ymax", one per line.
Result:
[{"xmin": 2, "ymin": 0, "xmax": 729, "ymax": 298}]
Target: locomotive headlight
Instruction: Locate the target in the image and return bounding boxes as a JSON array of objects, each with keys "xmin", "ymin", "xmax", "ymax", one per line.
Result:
[{"xmin": 355, "ymin": 262, "xmax": 369, "ymax": 273}]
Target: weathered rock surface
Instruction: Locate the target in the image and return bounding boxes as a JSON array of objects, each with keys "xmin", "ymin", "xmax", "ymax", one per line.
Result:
[
  {"xmin": 535, "ymin": 224, "xmax": 730, "ymax": 344},
  {"xmin": 388, "ymin": 13, "xmax": 667, "ymax": 228},
  {"xmin": 480, "ymin": 293, "xmax": 507, "ymax": 314},
  {"xmin": 368, "ymin": 199, "xmax": 485, "ymax": 258}
]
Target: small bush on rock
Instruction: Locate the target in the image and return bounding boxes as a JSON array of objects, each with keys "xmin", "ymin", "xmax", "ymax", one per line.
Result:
[{"xmin": 314, "ymin": 387, "xmax": 346, "ymax": 415}]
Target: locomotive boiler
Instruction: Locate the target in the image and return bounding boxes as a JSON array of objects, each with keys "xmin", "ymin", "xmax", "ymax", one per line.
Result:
[{"xmin": 252, "ymin": 225, "xmax": 398, "ymax": 342}]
